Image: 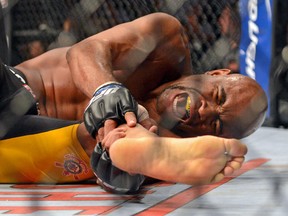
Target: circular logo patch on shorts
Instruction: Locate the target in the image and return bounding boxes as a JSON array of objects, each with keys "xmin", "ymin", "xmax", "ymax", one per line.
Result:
[{"xmin": 55, "ymin": 154, "xmax": 90, "ymax": 180}]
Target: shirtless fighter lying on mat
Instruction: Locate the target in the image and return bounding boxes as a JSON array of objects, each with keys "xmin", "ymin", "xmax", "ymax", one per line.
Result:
[
  {"xmin": 3, "ymin": 12, "xmax": 267, "ymax": 140},
  {"xmin": 0, "ymin": 13, "xmax": 266, "ymax": 193}
]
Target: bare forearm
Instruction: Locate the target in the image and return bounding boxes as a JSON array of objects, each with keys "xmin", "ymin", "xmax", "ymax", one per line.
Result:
[
  {"xmin": 65, "ymin": 13, "xmax": 186, "ymax": 98},
  {"xmin": 66, "ymin": 39, "xmax": 116, "ymax": 98}
]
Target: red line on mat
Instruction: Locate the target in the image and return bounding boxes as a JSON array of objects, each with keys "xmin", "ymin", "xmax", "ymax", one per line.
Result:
[
  {"xmin": 0, "ymin": 206, "xmax": 115, "ymax": 215},
  {"xmin": 135, "ymin": 158, "xmax": 270, "ymax": 216}
]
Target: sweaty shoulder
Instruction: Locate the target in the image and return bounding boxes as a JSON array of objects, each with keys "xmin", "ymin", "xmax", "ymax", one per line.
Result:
[
  {"xmin": 129, "ymin": 13, "xmax": 183, "ymax": 39},
  {"xmin": 90, "ymin": 13, "xmax": 183, "ymax": 45},
  {"xmin": 136, "ymin": 12, "xmax": 181, "ymax": 26},
  {"xmin": 16, "ymin": 48, "xmax": 71, "ymax": 87},
  {"xmin": 17, "ymin": 47, "xmax": 69, "ymax": 70}
]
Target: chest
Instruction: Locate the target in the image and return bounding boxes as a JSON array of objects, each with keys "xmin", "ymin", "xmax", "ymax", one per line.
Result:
[{"xmin": 39, "ymin": 73, "xmax": 89, "ymax": 120}]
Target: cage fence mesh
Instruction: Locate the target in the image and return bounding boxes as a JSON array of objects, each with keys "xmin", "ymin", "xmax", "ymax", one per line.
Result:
[
  {"xmin": 6, "ymin": 0, "xmax": 240, "ymax": 74},
  {"xmin": 1, "ymin": 0, "xmax": 288, "ymax": 215}
]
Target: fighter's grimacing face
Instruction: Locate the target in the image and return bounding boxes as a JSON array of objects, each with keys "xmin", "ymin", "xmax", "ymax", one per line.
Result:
[{"xmin": 156, "ymin": 72, "xmax": 267, "ymax": 138}]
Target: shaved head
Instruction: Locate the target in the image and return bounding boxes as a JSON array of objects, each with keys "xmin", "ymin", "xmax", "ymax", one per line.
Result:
[{"xmin": 156, "ymin": 70, "xmax": 268, "ymax": 139}]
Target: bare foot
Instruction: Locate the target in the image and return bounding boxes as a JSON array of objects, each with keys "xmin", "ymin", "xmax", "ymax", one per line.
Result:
[{"xmin": 109, "ymin": 135, "xmax": 247, "ymax": 185}]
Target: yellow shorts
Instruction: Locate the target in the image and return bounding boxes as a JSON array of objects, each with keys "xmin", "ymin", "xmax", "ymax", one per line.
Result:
[{"xmin": 0, "ymin": 117, "xmax": 94, "ymax": 183}]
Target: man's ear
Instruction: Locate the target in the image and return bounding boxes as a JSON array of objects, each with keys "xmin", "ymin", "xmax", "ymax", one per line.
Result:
[{"xmin": 205, "ymin": 69, "xmax": 232, "ymax": 76}]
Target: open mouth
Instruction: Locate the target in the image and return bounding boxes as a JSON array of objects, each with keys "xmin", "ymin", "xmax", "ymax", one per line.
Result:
[{"xmin": 172, "ymin": 93, "xmax": 191, "ymax": 121}]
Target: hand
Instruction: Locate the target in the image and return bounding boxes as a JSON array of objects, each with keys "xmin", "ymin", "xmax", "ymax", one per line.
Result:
[
  {"xmin": 96, "ymin": 104, "xmax": 158, "ymax": 142},
  {"xmin": 139, "ymin": 117, "xmax": 158, "ymax": 134},
  {"xmin": 101, "ymin": 127, "xmax": 127, "ymax": 151},
  {"xmin": 84, "ymin": 82, "xmax": 138, "ymax": 138},
  {"xmin": 90, "ymin": 140, "xmax": 145, "ymax": 194}
]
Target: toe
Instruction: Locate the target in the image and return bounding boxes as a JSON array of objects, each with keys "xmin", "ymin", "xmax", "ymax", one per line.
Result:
[
  {"xmin": 211, "ymin": 172, "xmax": 225, "ymax": 183},
  {"xmin": 224, "ymin": 139, "xmax": 248, "ymax": 157}
]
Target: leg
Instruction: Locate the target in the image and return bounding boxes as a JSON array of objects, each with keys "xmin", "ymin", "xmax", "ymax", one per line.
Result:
[
  {"xmin": 109, "ymin": 124, "xmax": 247, "ymax": 185},
  {"xmin": 0, "ymin": 115, "xmax": 94, "ymax": 183}
]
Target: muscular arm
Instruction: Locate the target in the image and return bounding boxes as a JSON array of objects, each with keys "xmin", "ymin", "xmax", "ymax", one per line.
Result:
[
  {"xmin": 66, "ymin": 12, "xmax": 191, "ymax": 98},
  {"xmin": 66, "ymin": 13, "xmax": 192, "ymax": 141}
]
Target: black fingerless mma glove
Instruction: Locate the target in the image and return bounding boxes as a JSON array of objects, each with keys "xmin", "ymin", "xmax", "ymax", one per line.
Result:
[
  {"xmin": 84, "ymin": 82, "xmax": 138, "ymax": 138},
  {"xmin": 91, "ymin": 142, "xmax": 145, "ymax": 194}
]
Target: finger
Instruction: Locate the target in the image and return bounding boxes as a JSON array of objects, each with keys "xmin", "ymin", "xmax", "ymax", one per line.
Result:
[
  {"xmin": 98, "ymin": 127, "xmax": 104, "ymax": 141},
  {"xmin": 104, "ymin": 119, "xmax": 118, "ymax": 137},
  {"xmin": 124, "ymin": 112, "xmax": 137, "ymax": 127},
  {"xmin": 149, "ymin": 125, "xmax": 158, "ymax": 134},
  {"xmin": 102, "ymin": 127, "xmax": 127, "ymax": 149},
  {"xmin": 140, "ymin": 118, "xmax": 158, "ymax": 133},
  {"xmin": 95, "ymin": 135, "xmax": 101, "ymax": 144},
  {"xmin": 103, "ymin": 131, "xmax": 126, "ymax": 150},
  {"xmin": 102, "ymin": 128, "xmax": 126, "ymax": 143}
]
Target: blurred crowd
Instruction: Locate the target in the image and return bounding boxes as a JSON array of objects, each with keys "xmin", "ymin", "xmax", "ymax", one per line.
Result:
[{"xmin": 8, "ymin": 0, "xmax": 240, "ymax": 73}]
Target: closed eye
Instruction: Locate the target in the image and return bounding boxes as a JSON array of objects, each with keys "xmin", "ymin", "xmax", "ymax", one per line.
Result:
[
  {"xmin": 218, "ymin": 86, "xmax": 226, "ymax": 105},
  {"xmin": 212, "ymin": 86, "xmax": 225, "ymax": 135}
]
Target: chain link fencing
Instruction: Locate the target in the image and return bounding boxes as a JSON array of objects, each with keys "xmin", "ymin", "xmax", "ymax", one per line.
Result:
[{"xmin": 4, "ymin": 0, "xmax": 240, "ymax": 74}]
